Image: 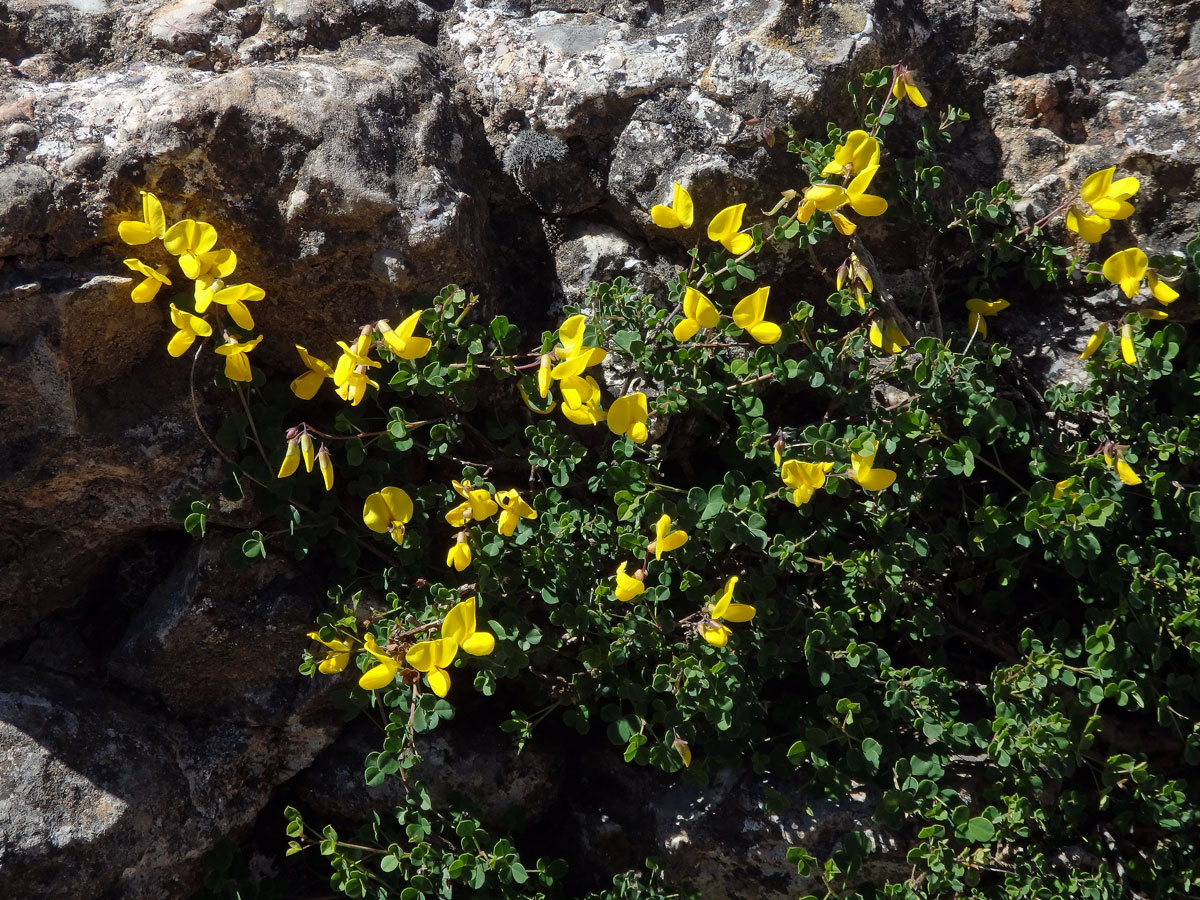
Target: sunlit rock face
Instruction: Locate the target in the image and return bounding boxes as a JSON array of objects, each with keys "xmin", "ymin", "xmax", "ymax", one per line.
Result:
[{"xmin": 1, "ymin": 0, "xmax": 1196, "ymax": 895}]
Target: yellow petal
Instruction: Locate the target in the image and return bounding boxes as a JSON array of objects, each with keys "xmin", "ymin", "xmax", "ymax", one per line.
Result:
[
  {"xmin": 806, "ymin": 184, "xmax": 848, "ymax": 212},
  {"xmin": 358, "ymin": 662, "xmax": 399, "ymax": 691},
  {"xmin": 1065, "ymin": 208, "xmax": 1108, "ymax": 243},
  {"xmin": 557, "ymin": 315, "xmax": 587, "ymax": 357},
  {"xmin": 1080, "ymin": 323, "xmax": 1108, "ymax": 360},
  {"xmin": 142, "ymin": 191, "xmax": 166, "ymax": 239},
  {"xmin": 651, "ymin": 205, "xmax": 683, "ymax": 228},
  {"xmin": 130, "ymin": 276, "xmax": 164, "ymax": 303},
  {"xmin": 163, "ymin": 219, "xmax": 218, "ymax": 256},
  {"xmin": 426, "ymin": 667, "xmax": 452, "ymax": 698},
  {"xmin": 1148, "ymin": 274, "xmax": 1179, "ymax": 305},
  {"xmin": 710, "ymin": 575, "xmax": 739, "ymax": 619},
  {"xmin": 363, "ymin": 492, "xmax": 393, "ymax": 533},
  {"xmin": 442, "ymin": 599, "xmax": 477, "ymax": 646},
  {"xmin": 1115, "ymin": 458, "xmax": 1142, "ymax": 486},
  {"xmin": 381, "ymin": 486, "xmax": 414, "ymax": 524},
  {"xmin": 407, "ymin": 638, "xmax": 458, "ymax": 672},
  {"xmin": 460, "ymin": 631, "xmax": 495, "ymax": 656},
  {"xmin": 856, "ymin": 467, "xmax": 896, "ymax": 491},
  {"xmin": 673, "ymin": 317, "xmax": 700, "ymax": 342},
  {"xmin": 1120, "ymin": 323, "xmax": 1137, "ymax": 365},
  {"xmin": 167, "ymin": 329, "xmax": 195, "ymax": 357},
  {"xmin": 278, "ymin": 440, "xmax": 300, "ymax": 478},
  {"xmin": 118, "ymin": 221, "xmax": 156, "ymax": 245},
  {"xmin": 291, "ymin": 369, "xmax": 326, "ymax": 400},
  {"xmin": 683, "ymin": 287, "xmax": 719, "ymax": 328},
  {"xmin": 849, "ymin": 192, "xmax": 888, "ymax": 217},
  {"xmin": 830, "ymin": 211, "xmax": 857, "ymax": 236},
  {"xmin": 1080, "ymin": 168, "xmax": 1115, "ymax": 205},
  {"xmin": 732, "ymin": 287, "xmax": 769, "ymax": 330},
  {"xmin": 700, "ymin": 622, "xmax": 731, "ymax": 647},
  {"xmin": 707, "ymin": 204, "xmax": 745, "ymax": 243},
  {"xmin": 904, "ymin": 81, "xmax": 927, "ymax": 107},
  {"xmin": 722, "ymin": 602, "xmax": 756, "ymax": 623},
  {"xmin": 1102, "ymin": 248, "xmax": 1148, "ymax": 298},
  {"xmin": 748, "ymin": 322, "xmax": 782, "ymax": 345},
  {"xmin": 723, "ymin": 232, "xmax": 754, "ymax": 255}
]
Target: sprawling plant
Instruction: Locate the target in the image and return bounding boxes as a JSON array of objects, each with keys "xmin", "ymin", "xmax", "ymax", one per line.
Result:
[{"xmin": 118, "ymin": 65, "xmax": 1199, "ymax": 900}]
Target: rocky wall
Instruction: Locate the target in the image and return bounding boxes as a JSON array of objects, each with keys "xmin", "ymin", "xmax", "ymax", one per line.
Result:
[{"xmin": 1, "ymin": 0, "xmax": 1198, "ymax": 897}]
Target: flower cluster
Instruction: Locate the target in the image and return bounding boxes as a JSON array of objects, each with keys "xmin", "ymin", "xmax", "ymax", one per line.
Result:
[{"xmin": 118, "ymin": 190, "xmax": 265, "ymax": 379}]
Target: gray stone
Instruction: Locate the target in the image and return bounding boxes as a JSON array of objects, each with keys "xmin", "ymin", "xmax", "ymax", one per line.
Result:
[{"xmin": 0, "ymin": 163, "xmax": 52, "ymax": 254}]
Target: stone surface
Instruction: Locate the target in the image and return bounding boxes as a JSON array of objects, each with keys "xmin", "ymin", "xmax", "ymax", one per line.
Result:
[
  {"xmin": 1, "ymin": 0, "xmax": 1198, "ymax": 896},
  {"xmin": 0, "ymin": 537, "xmax": 341, "ymax": 900}
]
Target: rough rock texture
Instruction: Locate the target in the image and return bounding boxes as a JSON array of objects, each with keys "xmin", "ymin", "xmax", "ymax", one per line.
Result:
[{"xmin": 1, "ymin": 0, "xmax": 1198, "ymax": 896}]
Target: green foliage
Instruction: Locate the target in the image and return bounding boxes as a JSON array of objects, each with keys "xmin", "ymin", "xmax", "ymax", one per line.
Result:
[{"xmin": 149, "ymin": 62, "xmax": 1200, "ymax": 900}]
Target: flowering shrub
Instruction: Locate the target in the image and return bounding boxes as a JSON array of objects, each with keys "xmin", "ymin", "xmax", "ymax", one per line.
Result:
[{"xmin": 121, "ymin": 64, "xmax": 1200, "ymax": 900}]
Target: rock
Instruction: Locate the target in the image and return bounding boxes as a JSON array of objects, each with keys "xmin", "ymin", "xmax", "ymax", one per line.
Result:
[
  {"xmin": 0, "ymin": 163, "xmax": 52, "ymax": 254},
  {"xmin": 107, "ymin": 540, "xmax": 332, "ymax": 725},
  {"xmin": 148, "ymin": 0, "xmax": 225, "ymax": 53},
  {"xmin": 295, "ymin": 711, "xmax": 566, "ymax": 830}
]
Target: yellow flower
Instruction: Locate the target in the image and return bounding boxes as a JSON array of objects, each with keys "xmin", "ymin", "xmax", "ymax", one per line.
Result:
[
  {"xmin": 406, "ymin": 598, "xmax": 495, "ymax": 697},
  {"xmin": 162, "ymin": 219, "xmax": 219, "ymax": 278},
  {"xmin": 200, "ymin": 282, "xmax": 264, "ymax": 330},
  {"xmin": 359, "ymin": 633, "xmax": 402, "ymax": 690},
  {"xmin": 1102, "ymin": 248, "xmax": 1148, "ymax": 299},
  {"xmin": 850, "ymin": 448, "xmax": 897, "ymax": 492},
  {"xmin": 798, "ymin": 166, "xmax": 887, "ymax": 235},
  {"xmin": 317, "ymin": 444, "xmax": 334, "ymax": 491},
  {"xmin": 214, "ymin": 334, "xmax": 263, "ymax": 382},
  {"xmin": 560, "ymin": 375, "xmax": 606, "ymax": 426},
  {"xmin": 496, "ymin": 488, "xmax": 537, "ymax": 536},
  {"xmin": 300, "ymin": 433, "xmax": 316, "ymax": 472},
  {"xmin": 732, "ymin": 286, "xmax": 782, "ymax": 344},
  {"xmin": 614, "ymin": 562, "xmax": 646, "ymax": 602},
  {"xmin": 118, "ymin": 190, "xmax": 168, "ymax": 245},
  {"xmin": 607, "ymin": 392, "xmax": 649, "ymax": 443},
  {"xmin": 378, "ymin": 310, "xmax": 432, "ymax": 360},
  {"xmin": 837, "ymin": 253, "xmax": 873, "ymax": 310},
  {"xmin": 445, "ymin": 480, "xmax": 498, "ymax": 527},
  {"xmin": 333, "ymin": 337, "xmax": 381, "ymax": 386},
  {"xmin": 290, "ymin": 345, "xmax": 334, "ymax": 400},
  {"xmin": 869, "ymin": 318, "xmax": 909, "ymax": 354},
  {"xmin": 1053, "ymin": 478, "xmax": 1078, "ymax": 501},
  {"xmin": 363, "ymin": 486, "xmax": 414, "ymax": 546},
  {"xmin": 550, "ymin": 315, "xmax": 607, "ymax": 379},
  {"xmin": 821, "ymin": 130, "xmax": 881, "ymax": 177},
  {"xmin": 442, "ymin": 597, "xmax": 496, "ymax": 657},
  {"xmin": 1102, "ymin": 444, "xmax": 1142, "ymax": 486},
  {"xmin": 965, "ymin": 298, "xmax": 1009, "ymax": 339},
  {"xmin": 537, "ymin": 354, "xmax": 552, "ymax": 397},
  {"xmin": 780, "ymin": 459, "xmax": 834, "ymax": 507},
  {"xmin": 651, "ymin": 181, "xmax": 694, "ymax": 229},
  {"xmin": 673, "ymin": 287, "xmax": 720, "ymax": 342},
  {"xmin": 1146, "ymin": 271, "xmax": 1179, "ymax": 305},
  {"xmin": 707, "ymin": 204, "xmax": 754, "ymax": 255},
  {"xmin": 278, "ymin": 437, "xmax": 301, "ymax": 479},
  {"xmin": 334, "ymin": 369, "xmax": 380, "ymax": 407},
  {"xmin": 122, "ymin": 258, "xmax": 172, "ymax": 302},
  {"xmin": 1120, "ymin": 322, "xmax": 1138, "ymax": 366},
  {"xmin": 1066, "ymin": 168, "xmax": 1139, "ymax": 243},
  {"xmin": 699, "ymin": 576, "xmax": 756, "ymax": 647},
  {"xmin": 308, "ymin": 631, "xmax": 353, "ymax": 674},
  {"xmin": 1080, "ymin": 322, "xmax": 1109, "ymax": 360},
  {"xmin": 167, "ymin": 303, "xmax": 212, "ymax": 357},
  {"xmin": 892, "ymin": 64, "xmax": 927, "ymax": 107},
  {"xmin": 446, "ymin": 533, "xmax": 472, "ymax": 571},
  {"xmin": 405, "ymin": 637, "xmax": 457, "ymax": 697},
  {"xmin": 673, "ymin": 734, "xmax": 692, "ymax": 768},
  {"xmin": 650, "ymin": 514, "xmax": 687, "ymax": 561}
]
